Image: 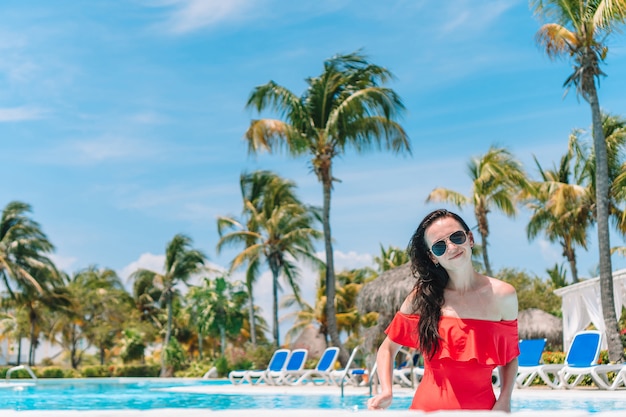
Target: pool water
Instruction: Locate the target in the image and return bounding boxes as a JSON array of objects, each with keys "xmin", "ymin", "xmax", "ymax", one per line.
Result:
[{"xmin": 1, "ymin": 379, "xmax": 625, "ymax": 412}]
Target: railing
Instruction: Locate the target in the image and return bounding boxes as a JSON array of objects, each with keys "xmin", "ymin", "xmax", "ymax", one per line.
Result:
[{"xmin": 5, "ymin": 365, "xmax": 38, "ymax": 381}]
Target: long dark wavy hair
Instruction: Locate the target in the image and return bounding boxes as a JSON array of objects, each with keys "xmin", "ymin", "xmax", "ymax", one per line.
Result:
[{"xmin": 407, "ymin": 209, "xmax": 471, "ymax": 359}]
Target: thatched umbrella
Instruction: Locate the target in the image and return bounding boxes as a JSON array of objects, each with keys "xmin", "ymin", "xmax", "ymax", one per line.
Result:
[
  {"xmin": 356, "ymin": 263, "xmax": 416, "ymax": 352},
  {"xmin": 357, "ymin": 263, "xmax": 415, "ymax": 316},
  {"xmin": 518, "ymin": 308, "xmax": 563, "ymax": 350},
  {"xmin": 290, "ymin": 324, "xmax": 327, "ymax": 359}
]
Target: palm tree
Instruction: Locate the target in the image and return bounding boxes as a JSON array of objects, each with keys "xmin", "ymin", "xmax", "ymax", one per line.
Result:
[
  {"xmin": 217, "ymin": 172, "xmax": 323, "ymax": 347},
  {"xmin": 546, "ymin": 262, "xmax": 569, "ymax": 288},
  {"xmin": 130, "ymin": 234, "xmax": 207, "ymax": 376},
  {"xmin": 0, "ymin": 201, "xmax": 63, "ymax": 365},
  {"xmin": 14, "ymin": 280, "xmax": 69, "ymax": 366},
  {"xmin": 219, "ymin": 170, "xmax": 307, "ymax": 347},
  {"xmin": 583, "ymin": 113, "xmax": 626, "ymax": 232},
  {"xmin": 49, "ymin": 266, "xmax": 132, "ymax": 367},
  {"xmin": 373, "ymin": 244, "xmax": 410, "ymax": 273},
  {"xmin": 530, "ymin": 0, "xmax": 626, "ymax": 363},
  {"xmin": 0, "ymin": 201, "xmax": 58, "ymax": 298},
  {"xmin": 194, "ymin": 276, "xmax": 247, "ymax": 356},
  {"xmin": 244, "ymin": 51, "xmax": 411, "ymax": 359},
  {"xmin": 283, "ymin": 267, "xmax": 375, "ymax": 347},
  {"xmin": 426, "ymin": 146, "xmax": 527, "ymax": 276},
  {"xmin": 525, "ymin": 138, "xmax": 592, "ymax": 283}
]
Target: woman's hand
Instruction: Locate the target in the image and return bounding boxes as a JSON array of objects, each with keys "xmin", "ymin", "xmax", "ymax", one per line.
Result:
[
  {"xmin": 367, "ymin": 393, "xmax": 393, "ymax": 410},
  {"xmin": 491, "ymin": 397, "xmax": 511, "ymax": 413}
]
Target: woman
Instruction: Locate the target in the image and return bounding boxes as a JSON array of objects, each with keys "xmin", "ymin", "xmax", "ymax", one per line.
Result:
[{"xmin": 367, "ymin": 209, "xmax": 519, "ymax": 412}]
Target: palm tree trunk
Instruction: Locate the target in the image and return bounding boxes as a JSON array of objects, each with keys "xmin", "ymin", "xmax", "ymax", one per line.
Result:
[
  {"xmin": 28, "ymin": 316, "xmax": 36, "ymax": 366},
  {"xmin": 587, "ymin": 82, "xmax": 624, "ymax": 363},
  {"xmin": 475, "ymin": 210, "xmax": 493, "ymax": 276},
  {"xmin": 247, "ymin": 283, "xmax": 257, "ymax": 346},
  {"xmin": 480, "ymin": 232, "xmax": 492, "ymax": 277},
  {"xmin": 563, "ymin": 243, "xmax": 579, "ymax": 283},
  {"xmin": 16, "ymin": 338, "xmax": 22, "ymax": 365},
  {"xmin": 220, "ymin": 326, "xmax": 227, "ymax": 356},
  {"xmin": 322, "ymin": 179, "xmax": 345, "ymax": 364},
  {"xmin": 161, "ymin": 292, "xmax": 173, "ymax": 377},
  {"xmin": 198, "ymin": 328, "xmax": 204, "ymax": 360},
  {"xmin": 270, "ymin": 262, "xmax": 280, "ymax": 347},
  {"xmin": 71, "ymin": 324, "xmax": 79, "ymax": 369}
]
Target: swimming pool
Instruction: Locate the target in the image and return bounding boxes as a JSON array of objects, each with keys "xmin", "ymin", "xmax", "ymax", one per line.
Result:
[{"xmin": 0, "ymin": 379, "xmax": 625, "ymax": 413}]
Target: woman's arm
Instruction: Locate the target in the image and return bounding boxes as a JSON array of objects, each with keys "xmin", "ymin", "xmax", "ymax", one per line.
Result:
[
  {"xmin": 493, "ymin": 357, "xmax": 518, "ymax": 412},
  {"xmin": 366, "ymin": 336, "xmax": 402, "ymax": 410},
  {"xmin": 493, "ymin": 279, "xmax": 519, "ymax": 412}
]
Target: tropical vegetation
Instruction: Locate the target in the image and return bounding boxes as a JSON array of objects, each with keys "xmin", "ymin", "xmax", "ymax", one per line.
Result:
[
  {"xmin": 243, "ymin": 50, "xmax": 411, "ymax": 362},
  {"xmin": 3, "ymin": 41, "xmax": 626, "ymax": 377},
  {"xmin": 530, "ymin": 0, "xmax": 626, "ymax": 362},
  {"xmin": 217, "ymin": 170, "xmax": 323, "ymax": 347}
]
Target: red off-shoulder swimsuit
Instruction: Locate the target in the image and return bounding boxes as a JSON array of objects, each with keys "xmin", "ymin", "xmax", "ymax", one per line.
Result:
[{"xmin": 385, "ymin": 313, "xmax": 519, "ymax": 412}]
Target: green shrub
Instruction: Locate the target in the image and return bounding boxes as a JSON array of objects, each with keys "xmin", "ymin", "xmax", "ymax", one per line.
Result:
[
  {"xmin": 214, "ymin": 356, "xmax": 229, "ymax": 377},
  {"xmin": 164, "ymin": 338, "xmax": 186, "ymax": 372},
  {"xmin": 114, "ymin": 364, "xmax": 160, "ymax": 377},
  {"xmin": 40, "ymin": 367, "xmax": 65, "ymax": 378},
  {"xmin": 63, "ymin": 368, "xmax": 82, "ymax": 378},
  {"xmin": 0, "ymin": 367, "xmax": 36, "ymax": 379},
  {"xmin": 542, "ymin": 351, "xmax": 565, "ymax": 364},
  {"xmin": 232, "ymin": 358, "xmax": 253, "ymax": 371},
  {"xmin": 120, "ymin": 329, "xmax": 146, "ymax": 364},
  {"xmin": 174, "ymin": 360, "xmax": 214, "ymax": 378},
  {"xmin": 82, "ymin": 365, "xmax": 113, "ymax": 378}
]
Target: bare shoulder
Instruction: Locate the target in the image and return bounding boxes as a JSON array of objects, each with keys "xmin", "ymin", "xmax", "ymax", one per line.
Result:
[
  {"xmin": 487, "ymin": 276, "xmax": 517, "ymax": 296},
  {"xmin": 487, "ymin": 277, "xmax": 518, "ymax": 320},
  {"xmin": 399, "ymin": 289, "xmax": 417, "ymax": 315}
]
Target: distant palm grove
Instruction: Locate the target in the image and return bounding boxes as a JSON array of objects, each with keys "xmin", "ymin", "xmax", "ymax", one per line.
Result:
[{"xmin": 3, "ymin": 2, "xmax": 626, "ymax": 377}]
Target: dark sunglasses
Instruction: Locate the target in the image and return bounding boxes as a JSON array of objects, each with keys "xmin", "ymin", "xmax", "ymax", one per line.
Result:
[{"xmin": 430, "ymin": 230, "xmax": 467, "ymax": 256}]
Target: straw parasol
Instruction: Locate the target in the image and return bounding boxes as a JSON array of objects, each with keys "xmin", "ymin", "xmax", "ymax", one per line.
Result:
[
  {"xmin": 356, "ymin": 263, "xmax": 416, "ymax": 352},
  {"xmin": 357, "ymin": 263, "xmax": 415, "ymax": 318},
  {"xmin": 290, "ymin": 324, "xmax": 327, "ymax": 359},
  {"xmin": 518, "ymin": 308, "xmax": 563, "ymax": 350}
]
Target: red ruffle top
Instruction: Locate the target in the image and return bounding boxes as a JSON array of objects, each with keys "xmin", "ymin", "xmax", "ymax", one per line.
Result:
[{"xmin": 385, "ymin": 313, "xmax": 519, "ymax": 411}]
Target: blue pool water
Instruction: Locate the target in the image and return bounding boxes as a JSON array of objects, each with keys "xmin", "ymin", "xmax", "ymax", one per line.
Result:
[{"xmin": 0, "ymin": 379, "xmax": 625, "ymax": 412}]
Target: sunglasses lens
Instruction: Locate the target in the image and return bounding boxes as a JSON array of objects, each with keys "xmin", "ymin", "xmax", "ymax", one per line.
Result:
[
  {"xmin": 431, "ymin": 242, "xmax": 446, "ymax": 256},
  {"xmin": 430, "ymin": 231, "xmax": 467, "ymax": 257},
  {"xmin": 450, "ymin": 231, "xmax": 467, "ymax": 245}
]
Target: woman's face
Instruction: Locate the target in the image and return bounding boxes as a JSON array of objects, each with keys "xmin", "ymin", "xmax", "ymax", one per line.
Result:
[{"xmin": 424, "ymin": 216, "xmax": 472, "ymax": 267}]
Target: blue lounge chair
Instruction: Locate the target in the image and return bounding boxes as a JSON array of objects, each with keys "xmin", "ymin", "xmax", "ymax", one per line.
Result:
[
  {"xmin": 263, "ymin": 348, "xmax": 309, "ymax": 385},
  {"xmin": 515, "ymin": 338, "xmax": 547, "ymax": 388},
  {"xmin": 287, "ymin": 346, "xmax": 340, "ymax": 385},
  {"xmin": 590, "ymin": 363, "xmax": 626, "ymax": 390},
  {"xmin": 536, "ymin": 330, "xmax": 602, "ymax": 389},
  {"xmin": 228, "ymin": 348, "xmax": 290, "ymax": 385}
]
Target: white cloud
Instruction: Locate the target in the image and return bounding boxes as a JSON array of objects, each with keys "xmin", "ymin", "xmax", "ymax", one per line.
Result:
[
  {"xmin": 118, "ymin": 252, "xmax": 165, "ymax": 283},
  {"xmin": 50, "ymin": 253, "xmax": 78, "ymax": 273},
  {"xmin": 71, "ymin": 135, "xmax": 151, "ymax": 163},
  {"xmin": 0, "ymin": 106, "xmax": 45, "ymax": 122},
  {"xmin": 152, "ymin": 0, "xmax": 261, "ymax": 34},
  {"xmin": 129, "ymin": 111, "xmax": 168, "ymax": 124},
  {"xmin": 35, "ymin": 135, "xmax": 163, "ymax": 166},
  {"xmin": 439, "ymin": 0, "xmax": 517, "ymax": 36},
  {"xmin": 109, "ymin": 182, "xmax": 236, "ymax": 223},
  {"xmin": 329, "ymin": 250, "xmax": 375, "ymax": 271},
  {"xmin": 538, "ymin": 239, "xmax": 561, "ymax": 265}
]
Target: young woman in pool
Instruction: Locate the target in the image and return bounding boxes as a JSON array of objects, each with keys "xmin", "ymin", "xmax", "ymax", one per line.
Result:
[{"xmin": 367, "ymin": 209, "xmax": 519, "ymax": 412}]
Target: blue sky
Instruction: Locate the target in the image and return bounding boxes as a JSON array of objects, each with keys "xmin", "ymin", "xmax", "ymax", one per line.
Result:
[{"xmin": 2, "ymin": 0, "xmax": 626, "ymax": 333}]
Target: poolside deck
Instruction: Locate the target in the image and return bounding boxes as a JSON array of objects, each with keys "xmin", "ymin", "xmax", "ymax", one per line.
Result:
[{"xmin": 2, "ymin": 383, "xmax": 624, "ymax": 416}]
